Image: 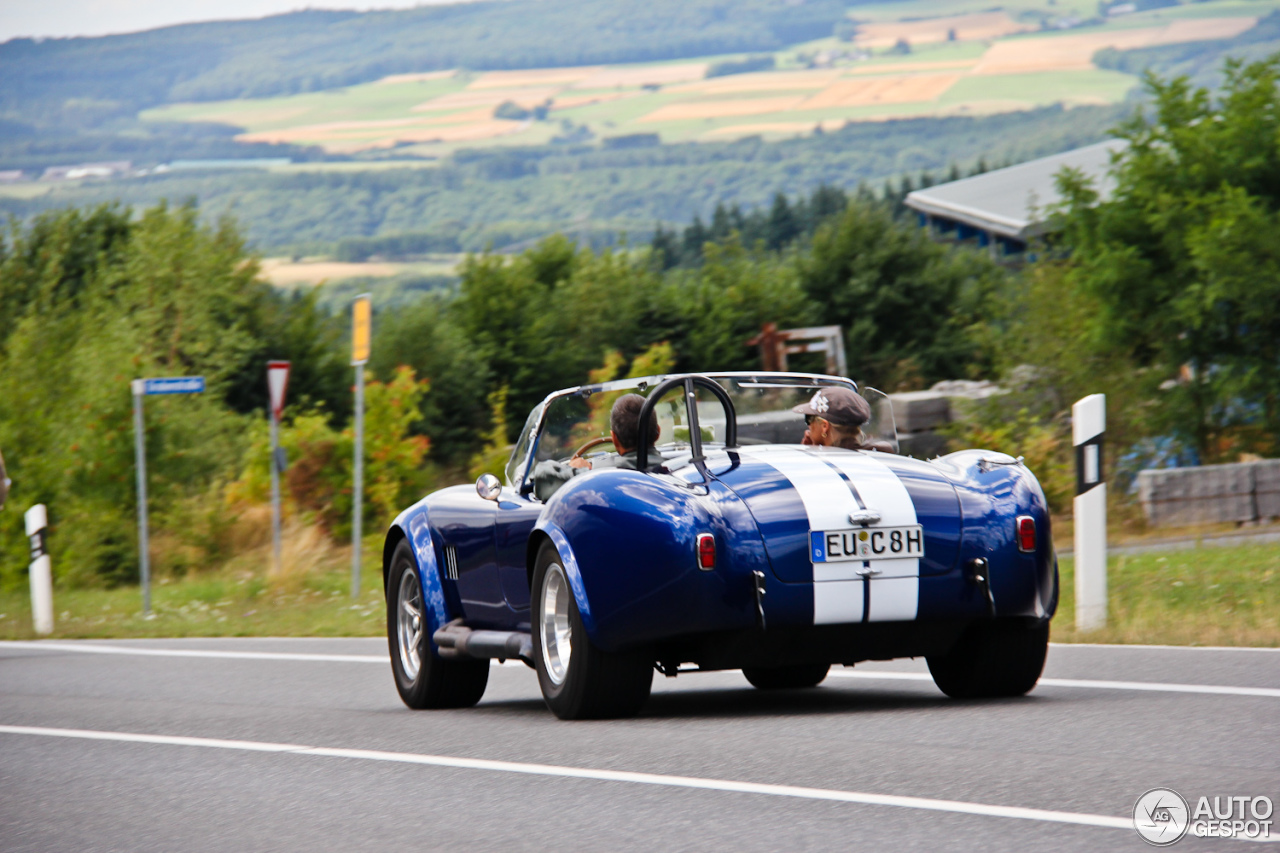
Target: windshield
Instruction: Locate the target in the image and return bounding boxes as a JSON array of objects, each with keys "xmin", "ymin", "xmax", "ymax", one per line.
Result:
[
  {"xmin": 533, "ymin": 382, "xmax": 693, "ymax": 467},
  {"xmin": 507, "ymin": 372, "xmax": 900, "ymax": 491}
]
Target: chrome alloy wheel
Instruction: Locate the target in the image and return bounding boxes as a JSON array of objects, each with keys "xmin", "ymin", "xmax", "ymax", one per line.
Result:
[
  {"xmin": 540, "ymin": 562, "xmax": 573, "ymax": 685},
  {"xmin": 397, "ymin": 568, "xmax": 425, "ymax": 681}
]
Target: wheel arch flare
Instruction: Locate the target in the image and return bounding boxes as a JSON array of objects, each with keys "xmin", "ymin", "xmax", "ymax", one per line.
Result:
[{"xmin": 385, "ymin": 499, "xmax": 453, "ymax": 655}]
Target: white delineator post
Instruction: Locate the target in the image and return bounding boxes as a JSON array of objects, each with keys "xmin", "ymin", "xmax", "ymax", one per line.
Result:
[
  {"xmin": 1073, "ymin": 394, "xmax": 1107, "ymax": 631},
  {"xmin": 267, "ymin": 361, "xmax": 291, "ymax": 578},
  {"xmin": 25, "ymin": 504, "xmax": 54, "ymax": 635}
]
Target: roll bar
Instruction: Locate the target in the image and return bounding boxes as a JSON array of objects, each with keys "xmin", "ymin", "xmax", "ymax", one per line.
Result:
[{"xmin": 635, "ymin": 375, "xmax": 737, "ymax": 474}]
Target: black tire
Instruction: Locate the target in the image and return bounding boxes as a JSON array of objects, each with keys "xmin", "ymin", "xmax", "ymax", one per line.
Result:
[
  {"xmin": 531, "ymin": 541, "xmax": 653, "ymax": 720},
  {"xmin": 742, "ymin": 664, "xmax": 831, "ymax": 690},
  {"xmin": 386, "ymin": 539, "xmax": 489, "ymax": 709},
  {"xmin": 926, "ymin": 619, "xmax": 1049, "ymax": 699}
]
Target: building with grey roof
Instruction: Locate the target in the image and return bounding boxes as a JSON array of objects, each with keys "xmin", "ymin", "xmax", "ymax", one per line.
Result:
[{"xmin": 904, "ymin": 139, "xmax": 1126, "ymax": 256}]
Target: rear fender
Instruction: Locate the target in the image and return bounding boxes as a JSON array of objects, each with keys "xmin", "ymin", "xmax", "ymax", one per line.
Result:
[
  {"xmin": 386, "ymin": 501, "xmax": 453, "ymax": 656},
  {"xmin": 939, "ymin": 450, "xmax": 1055, "ymax": 620},
  {"xmin": 535, "ymin": 468, "xmax": 759, "ymax": 651}
]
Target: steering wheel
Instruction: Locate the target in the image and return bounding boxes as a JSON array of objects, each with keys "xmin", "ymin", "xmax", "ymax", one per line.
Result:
[{"xmin": 569, "ymin": 436, "xmax": 615, "ymax": 462}]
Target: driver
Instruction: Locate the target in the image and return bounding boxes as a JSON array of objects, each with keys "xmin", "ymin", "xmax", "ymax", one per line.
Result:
[
  {"xmin": 793, "ymin": 387, "xmax": 877, "ymax": 451},
  {"xmin": 531, "ymin": 393, "xmax": 661, "ymax": 501}
]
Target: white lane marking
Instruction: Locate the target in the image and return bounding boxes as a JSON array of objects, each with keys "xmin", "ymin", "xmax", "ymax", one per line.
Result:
[
  {"xmin": 1, "ymin": 641, "xmax": 386, "ymax": 662},
  {"xmin": 1050, "ymin": 642, "xmax": 1280, "ymax": 652},
  {"xmin": 0, "ymin": 641, "xmax": 531, "ymax": 667},
  {"xmin": 4, "ymin": 643, "xmax": 1275, "ymax": 693},
  {"xmin": 0, "ymin": 724, "xmax": 1130, "ymax": 832},
  {"xmin": 826, "ymin": 670, "xmax": 1280, "ymax": 698}
]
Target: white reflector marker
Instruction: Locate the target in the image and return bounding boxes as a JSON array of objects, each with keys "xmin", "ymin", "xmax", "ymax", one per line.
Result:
[
  {"xmin": 1072, "ymin": 395, "xmax": 1106, "ymax": 632},
  {"xmin": 24, "ymin": 505, "xmax": 53, "ymax": 635}
]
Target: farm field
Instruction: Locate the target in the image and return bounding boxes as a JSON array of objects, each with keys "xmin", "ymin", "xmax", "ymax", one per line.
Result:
[
  {"xmin": 259, "ymin": 256, "xmax": 463, "ymax": 286},
  {"xmin": 141, "ymin": 0, "xmax": 1272, "ymax": 155}
]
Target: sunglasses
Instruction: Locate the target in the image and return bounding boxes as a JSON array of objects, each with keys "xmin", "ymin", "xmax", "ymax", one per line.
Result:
[{"xmin": 805, "ymin": 414, "xmax": 826, "ymax": 426}]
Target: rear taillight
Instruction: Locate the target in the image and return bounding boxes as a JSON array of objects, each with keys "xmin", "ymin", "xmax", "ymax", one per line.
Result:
[
  {"xmin": 697, "ymin": 533, "xmax": 716, "ymax": 570},
  {"xmin": 1016, "ymin": 516, "xmax": 1036, "ymax": 553}
]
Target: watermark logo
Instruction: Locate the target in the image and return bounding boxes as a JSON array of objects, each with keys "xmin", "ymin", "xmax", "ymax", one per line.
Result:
[
  {"xmin": 1189, "ymin": 795, "xmax": 1273, "ymax": 841},
  {"xmin": 1134, "ymin": 788, "xmax": 1190, "ymax": 846},
  {"xmin": 1134, "ymin": 789, "xmax": 1274, "ymax": 845}
]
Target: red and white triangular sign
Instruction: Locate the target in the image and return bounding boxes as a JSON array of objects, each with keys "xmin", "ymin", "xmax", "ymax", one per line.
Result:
[{"xmin": 267, "ymin": 361, "xmax": 291, "ymax": 419}]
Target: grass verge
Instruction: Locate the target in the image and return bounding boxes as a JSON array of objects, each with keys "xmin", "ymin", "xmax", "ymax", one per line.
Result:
[
  {"xmin": 3, "ymin": 535, "xmax": 1276, "ymax": 647},
  {"xmin": 0, "ymin": 527, "xmax": 386, "ymax": 641},
  {"xmin": 1053, "ymin": 542, "xmax": 1280, "ymax": 647}
]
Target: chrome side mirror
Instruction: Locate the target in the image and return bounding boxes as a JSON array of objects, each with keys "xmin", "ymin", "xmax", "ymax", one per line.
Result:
[{"xmin": 476, "ymin": 473, "xmax": 502, "ymax": 502}]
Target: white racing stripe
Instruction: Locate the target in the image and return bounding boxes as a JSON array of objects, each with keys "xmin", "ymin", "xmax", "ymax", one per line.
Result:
[
  {"xmin": 826, "ymin": 670, "xmax": 1280, "ymax": 698},
  {"xmin": 741, "ymin": 446, "xmax": 864, "ymax": 623},
  {"xmin": 0, "ymin": 723, "xmax": 1132, "ymax": 832},
  {"xmin": 738, "ymin": 446, "xmax": 920, "ymax": 624},
  {"xmin": 822, "ymin": 453, "xmax": 920, "ymax": 621}
]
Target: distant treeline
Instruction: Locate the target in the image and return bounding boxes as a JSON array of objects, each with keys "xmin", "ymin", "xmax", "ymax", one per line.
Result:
[
  {"xmin": 651, "ymin": 159, "xmax": 1001, "ymax": 268},
  {"xmin": 1, "ymin": 105, "xmax": 1123, "ymax": 255},
  {"xmin": 335, "ymin": 232, "xmax": 461, "ymax": 262},
  {"xmin": 707, "ymin": 54, "xmax": 777, "ymax": 78}
]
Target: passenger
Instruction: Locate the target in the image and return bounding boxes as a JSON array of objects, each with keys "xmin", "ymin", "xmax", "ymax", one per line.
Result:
[
  {"xmin": 531, "ymin": 393, "xmax": 661, "ymax": 501},
  {"xmin": 793, "ymin": 387, "xmax": 890, "ymax": 452}
]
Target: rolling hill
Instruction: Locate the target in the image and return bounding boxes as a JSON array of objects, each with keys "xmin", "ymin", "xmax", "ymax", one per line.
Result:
[{"xmin": 3, "ymin": 0, "xmax": 1280, "ymax": 267}]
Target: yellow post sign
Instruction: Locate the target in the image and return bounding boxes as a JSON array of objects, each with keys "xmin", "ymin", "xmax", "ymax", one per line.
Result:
[{"xmin": 352, "ymin": 295, "xmax": 371, "ymax": 364}]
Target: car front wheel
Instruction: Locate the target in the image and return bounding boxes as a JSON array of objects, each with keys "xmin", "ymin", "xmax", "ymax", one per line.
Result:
[
  {"xmin": 926, "ymin": 619, "xmax": 1049, "ymax": 699},
  {"xmin": 532, "ymin": 541, "xmax": 652, "ymax": 720},
  {"xmin": 387, "ymin": 539, "xmax": 489, "ymax": 709}
]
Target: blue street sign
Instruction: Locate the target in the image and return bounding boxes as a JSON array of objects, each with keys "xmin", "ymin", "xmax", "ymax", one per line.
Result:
[{"xmin": 141, "ymin": 377, "xmax": 205, "ymax": 395}]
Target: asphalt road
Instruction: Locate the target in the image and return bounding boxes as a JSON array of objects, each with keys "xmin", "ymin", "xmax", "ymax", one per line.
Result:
[{"xmin": 2, "ymin": 637, "xmax": 1277, "ymax": 852}]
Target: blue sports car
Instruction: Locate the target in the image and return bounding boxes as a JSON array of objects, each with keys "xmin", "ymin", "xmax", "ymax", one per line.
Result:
[{"xmin": 383, "ymin": 372, "xmax": 1058, "ymax": 719}]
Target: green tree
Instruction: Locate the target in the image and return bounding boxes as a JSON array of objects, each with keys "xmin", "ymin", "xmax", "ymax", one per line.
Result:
[
  {"xmin": 1057, "ymin": 56, "xmax": 1280, "ymax": 458},
  {"xmin": 0, "ymin": 203, "xmax": 260, "ymax": 586},
  {"xmin": 797, "ymin": 200, "xmax": 1004, "ymax": 389},
  {"xmin": 369, "ymin": 295, "xmax": 491, "ymax": 466}
]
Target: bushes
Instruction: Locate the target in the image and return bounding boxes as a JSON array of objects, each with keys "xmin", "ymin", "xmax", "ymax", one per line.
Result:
[
  {"xmin": 0, "ymin": 203, "xmax": 347, "ymax": 590},
  {"xmin": 232, "ymin": 367, "xmax": 431, "ymax": 539}
]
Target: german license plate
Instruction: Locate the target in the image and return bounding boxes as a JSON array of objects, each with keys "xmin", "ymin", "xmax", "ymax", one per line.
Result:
[{"xmin": 810, "ymin": 526, "xmax": 924, "ymax": 562}]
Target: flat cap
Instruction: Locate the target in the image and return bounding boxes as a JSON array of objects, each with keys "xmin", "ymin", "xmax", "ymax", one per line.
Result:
[{"xmin": 792, "ymin": 387, "xmax": 871, "ymax": 428}]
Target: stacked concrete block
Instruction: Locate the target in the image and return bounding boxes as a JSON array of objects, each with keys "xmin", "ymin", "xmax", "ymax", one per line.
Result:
[
  {"xmin": 889, "ymin": 381, "xmax": 1005, "ymax": 458},
  {"xmin": 1254, "ymin": 459, "xmax": 1280, "ymax": 521},
  {"xmin": 888, "ymin": 391, "xmax": 951, "ymax": 433},
  {"xmin": 1137, "ymin": 462, "xmax": 1258, "ymax": 527},
  {"xmin": 888, "ymin": 391, "xmax": 950, "ymax": 458}
]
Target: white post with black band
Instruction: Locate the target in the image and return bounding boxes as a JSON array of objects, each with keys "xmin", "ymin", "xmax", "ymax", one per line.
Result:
[
  {"xmin": 1072, "ymin": 394, "xmax": 1107, "ymax": 631},
  {"xmin": 24, "ymin": 503, "xmax": 53, "ymax": 635}
]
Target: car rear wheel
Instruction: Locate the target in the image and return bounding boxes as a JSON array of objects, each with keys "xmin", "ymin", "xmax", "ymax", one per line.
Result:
[
  {"xmin": 532, "ymin": 541, "xmax": 653, "ymax": 720},
  {"xmin": 387, "ymin": 539, "xmax": 489, "ymax": 709},
  {"xmin": 742, "ymin": 664, "xmax": 831, "ymax": 690},
  {"xmin": 926, "ymin": 619, "xmax": 1049, "ymax": 699}
]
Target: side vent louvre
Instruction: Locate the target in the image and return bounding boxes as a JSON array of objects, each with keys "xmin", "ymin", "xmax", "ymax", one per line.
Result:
[{"xmin": 443, "ymin": 545, "xmax": 459, "ymax": 580}]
